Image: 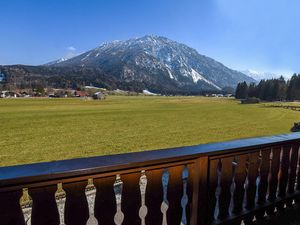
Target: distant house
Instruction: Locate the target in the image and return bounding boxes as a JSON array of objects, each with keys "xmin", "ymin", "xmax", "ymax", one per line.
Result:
[
  {"xmin": 209, "ymin": 93, "xmax": 225, "ymax": 98},
  {"xmin": 20, "ymin": 91, "xmax": 30, "ymax": 97},
  {"xmin": 92, "ymin": 92, "xmax": 105, "ymax": 100},
  {"xmin": 113, "ymin": 89, "xmax": 127, "ymax": 95},
  {"xmin": 84, "ymin": 86, "xmax": 106, "ymax": 91},
  {"xmin": 74, "ymin": 91, "xmax": 88, "ymax": 97},
  {"xmin": 143, "ymin": 90, "xmax": 158, "ymax": 96},
  {"xmin": 48, "ymin": 93, "xmax": 59, "ymax": 98},
  {"xmin": 1, "ymin": 91, "xmax": 19, "ymax": 98}
]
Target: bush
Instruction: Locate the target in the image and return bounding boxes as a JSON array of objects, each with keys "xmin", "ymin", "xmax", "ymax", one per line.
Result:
[
  {"xmin": 291, "ymin": 122, "xmax": 300, "ymax": 132},
  {"xmin": 241, "ymin": 97, "xmax": 260, "ymax": 104}
]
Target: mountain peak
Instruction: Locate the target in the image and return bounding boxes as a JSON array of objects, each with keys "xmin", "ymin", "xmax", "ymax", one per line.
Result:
[
  {"xmin": 241, "ymin": 69, "xmax": 281, "ymax": 81},
  {"xmin": 45, "ymin": 35, "xmax": 255, "ymax": 92}
]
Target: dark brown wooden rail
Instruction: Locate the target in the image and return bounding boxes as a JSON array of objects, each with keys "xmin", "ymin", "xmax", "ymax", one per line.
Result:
[{"xmin": 1, "ymin": 133, "xmax": 300, "ymax": 225}]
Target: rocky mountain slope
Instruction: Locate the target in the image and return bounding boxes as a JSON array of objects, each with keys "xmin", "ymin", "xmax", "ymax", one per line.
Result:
[
  {"xmin": 49, "ymin": 35, "xmax": 254, "ymax": 91},
  {"xmin": 1, "ymin": 35, "xmax": 255, "ymax": 94}
]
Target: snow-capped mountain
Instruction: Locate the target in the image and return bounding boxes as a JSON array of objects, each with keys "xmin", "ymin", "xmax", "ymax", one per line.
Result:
[
  {"xmin": 44, "ymin": 57, "xmax": 69, "ymax": 66},
  {"xmin": 48, "ymin": 35, "xmax": 255, "ymax": 91},
  {"xmin": 241, "ymin": 69, "xmax": 280, "ymax": 81}
]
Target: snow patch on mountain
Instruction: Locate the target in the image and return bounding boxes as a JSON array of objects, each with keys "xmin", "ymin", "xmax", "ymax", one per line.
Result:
[
  {"xmin": 241, "ymin": 69, "xmax": 281, "ymax": 81},
  {"xmin": 46, "ymin": 35, "xmax": 255, "ymax": 91},
  {"xmin": 81, "ymin": 52, "xmax": 92, "ymax": 62},
  {"xmin": 191, "ymin": 69, "xmax": 221, "ymax": 90},
  {"xmin": 44, "ymin": 57, "xmax": 68, "ymax": 66},
  {"xmin": 166, "ymin": 67, "xmax": 176, "ymax": 80}
]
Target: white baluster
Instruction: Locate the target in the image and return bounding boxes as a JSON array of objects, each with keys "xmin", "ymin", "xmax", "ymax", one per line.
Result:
[
  {"xmin": 139, "ymin": 170, "xmax": 148, "ymax": 225},
  {"xmin": 180, "ymin": 166, "xmax": 189, "ymax": 225},
  {"xmin": 114, "ymin": 174, "xmax": 124, "ymax": 225},
  {"xmin": 161, "ymin": 169, "xmax": 169, "ymax": 225},
  {"xmin": 55, "ymin": 183, "xmax": 66, "ymax": 225},
  {"xmin": 19, "ymin": 188, "xmax": 33, "ymax": 225},
  {"xmin": 85, "ymin": 178, "xmax": 98, "ymax": 225}
]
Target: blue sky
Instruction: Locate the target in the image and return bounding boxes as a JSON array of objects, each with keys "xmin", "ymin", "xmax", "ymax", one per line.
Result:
[{"xmin": 0, "ymin": 0, "xmax": 299, "ymax": 76}]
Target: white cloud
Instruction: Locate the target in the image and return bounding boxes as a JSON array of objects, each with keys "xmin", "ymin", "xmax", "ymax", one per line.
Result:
[
  {"xmin": 65, "ymin": 46, "xmax": 78, "ymax": 59},
  {"xmin": 67, "ymin": 46, "xmax": 76, "ymax": 51}
]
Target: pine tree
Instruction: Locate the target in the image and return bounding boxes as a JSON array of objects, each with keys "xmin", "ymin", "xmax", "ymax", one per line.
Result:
[
  {"xmin": 248, "ymin": 83, "xmax": 257, "ymax": 97},
  {"xmin": 235, "ymin": 82, "xmax": 248, "ymax": 99}
]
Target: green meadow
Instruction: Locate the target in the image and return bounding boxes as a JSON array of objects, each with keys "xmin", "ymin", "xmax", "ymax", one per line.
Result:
[{"xmin": 0, "ymin": 96, "xmax": 299, "ymax": 166}]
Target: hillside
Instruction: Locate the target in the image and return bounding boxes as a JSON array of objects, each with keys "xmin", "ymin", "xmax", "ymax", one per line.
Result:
[{"xmin": 0, "ymin": 35, "xmax": 255, "ymax": 94}]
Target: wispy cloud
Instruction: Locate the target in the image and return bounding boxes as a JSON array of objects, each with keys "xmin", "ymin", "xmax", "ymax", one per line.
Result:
[
  {"xmin": 67, "ymin": 46, "xmax": 76, "ymax": 51},
  {"xmin": 65, "ymin": 46, "xmax": 78, "ymax": 59}
]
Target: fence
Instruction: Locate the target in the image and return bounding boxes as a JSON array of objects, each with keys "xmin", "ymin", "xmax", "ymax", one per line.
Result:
[{"xmin": 1, "ymin": 133, "xmax": 300, "ymax": 225}]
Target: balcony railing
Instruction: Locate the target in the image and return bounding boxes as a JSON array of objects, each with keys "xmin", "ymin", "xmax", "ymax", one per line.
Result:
[{"xmin": 1, "ymin": 133, "xmax": 300, "ymax": 225}]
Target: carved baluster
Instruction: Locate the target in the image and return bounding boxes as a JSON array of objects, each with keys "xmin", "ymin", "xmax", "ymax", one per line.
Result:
[
  {"xmin": 232, "ymin": 155, "xmax": 247, "ymax": 214},
  {"xmin": 85, "ymin": 178, "xmax": 98, "ymax": 225},
  {"xmin": 180, "ymin": 166, "xmax": 189, "ymax": 225},
  {"xmin": 287, "ymin": 144, "xmax": 299, "ymax": 207},
  {"xmin": 296, "ymin": 145, "xmax": 300, "ymax": 191},
  {"xmin": 114, "ymin": 174, "xmax": 124, "ymax": 225},
  {"xmin": 257, "ymin": 149, "xmax": 271, "ymax": 204},
  {"xmin": 288, "ymin": 144, "xmax": 299, "ymax": 193},
  {"xmin": 55, "ymin": 183, "xmax": 67, "ymax": 225},
  {"xmin": 244, "ymin": 152, "xmax": 260, "ymax": 225},
  {"xmin": 245, "ymin": 152, "xmax": 260, "ymax": 210},
  {"xmin": 207, "ymin": 159, "xmax": 221, "ymax": 224},
  {"xmin": 19, "ymin": 188, "xmax": 33, "ymax": 225},
  {"xmin": 256, "ymin": 148, "xmax": 271, "ymax": 221},
  {"xmin": 278, "ymin": 146, "xmax": 291, "ymax": 197},
  {"xmin": 277, "ymin": 146, "xmax": 291, "ymax": 211},
  {"xmin": 139, "ymin": 170, "xmax": 148, "ymax": 225},
  {"xmin": 161, "ymin": 169, "xmax": 170, "ymax": 225},
  {"xmin": 218, "ymin": 157, "xmax": 234, "ymax": 220},
  {"xmin": 296, "ymin": 144, "xmax": 300, "ymax": 204},
  {"xmin": 266, "ymin": 146, "xmax": 281, "ymax": 216}
]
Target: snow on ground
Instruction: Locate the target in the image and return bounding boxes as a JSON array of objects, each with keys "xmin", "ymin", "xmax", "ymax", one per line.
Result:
[{"xmin": 143, "ymin": 90, "xmax": 158, "ymax": 95}]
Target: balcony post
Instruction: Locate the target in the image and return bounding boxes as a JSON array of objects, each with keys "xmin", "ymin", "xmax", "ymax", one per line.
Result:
[{"xmin": 190, "ymin": 156, "xmax": 209, "ymax": 225}]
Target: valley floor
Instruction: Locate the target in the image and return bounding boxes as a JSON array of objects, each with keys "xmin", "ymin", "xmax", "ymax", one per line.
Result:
[{"xmin": 0, "ymin": 96, "xmax": 299, "ymax": 166}]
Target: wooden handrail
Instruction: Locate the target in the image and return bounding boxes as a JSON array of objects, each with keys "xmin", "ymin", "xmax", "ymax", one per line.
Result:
[
  {"xmin": 1, "ymin": 133, "xmax": 300, "ymax": 187},
  {"xmin": 1, "ymin": 133, "xmax": 300, "ymax": 225}
]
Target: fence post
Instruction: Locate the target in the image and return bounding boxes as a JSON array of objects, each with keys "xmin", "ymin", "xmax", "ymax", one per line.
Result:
[{"xmin": 190, "ymin": 156, "xmax": 209, "ymax": 225}]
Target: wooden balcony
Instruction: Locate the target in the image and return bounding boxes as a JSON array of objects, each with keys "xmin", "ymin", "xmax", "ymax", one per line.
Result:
[{"xmin": 1, "ymin": 133, "xmax": 300, "ymax": 225}]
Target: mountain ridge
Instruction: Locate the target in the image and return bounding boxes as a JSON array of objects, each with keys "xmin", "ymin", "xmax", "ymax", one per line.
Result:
[
  {"xmin": 48, "ymin": 35, "xmax": 254, "ymax": 91},
  {"xmin": 0, "ymin": 35, "xmax": 255, "ymax": 94},
  {"xmin": 240, "ymin": 69, "xmax": 280, "ymax": 81}
]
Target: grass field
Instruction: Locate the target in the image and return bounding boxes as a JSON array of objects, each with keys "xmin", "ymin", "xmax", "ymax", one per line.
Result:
[{"xmin": 1, "ymin": 96, "xmax": 299, "ymax": 167}]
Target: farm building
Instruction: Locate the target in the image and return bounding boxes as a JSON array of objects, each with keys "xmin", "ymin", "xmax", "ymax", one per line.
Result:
[
  {"xmin": 74, "ymin": 90, "xmax": 88, "ymax": 97},
  {"xmin": 92, "ymin": 92, "xmax": 105, "ymax": 100}
]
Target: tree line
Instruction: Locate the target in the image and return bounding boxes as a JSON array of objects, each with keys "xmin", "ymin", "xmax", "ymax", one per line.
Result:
[
  {"xmin": 235, "ymin": 74, "xmax": 300, "ymax": 101},
  {"xmin": 0, "ymin": 65, "xmax": 234, "ymax": 95}
]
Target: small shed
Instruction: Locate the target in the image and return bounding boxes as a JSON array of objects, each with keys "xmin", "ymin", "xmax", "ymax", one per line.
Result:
[
  {"xmin": 241, "ymin": 98, "xmax": 260, "ymax": 104},
  {"xmin": 92, "ymin": 92, "xmax": 105, "ymax": 100}
]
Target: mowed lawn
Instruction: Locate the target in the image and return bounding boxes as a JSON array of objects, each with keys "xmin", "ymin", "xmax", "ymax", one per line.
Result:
[{"xmin": 1, "ymin": 96, "xmax": 299, "ymax": 166}]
